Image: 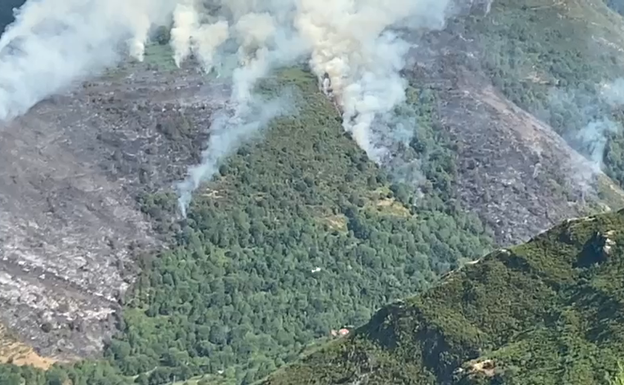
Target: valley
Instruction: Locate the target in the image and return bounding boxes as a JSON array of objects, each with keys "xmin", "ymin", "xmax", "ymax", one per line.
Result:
[{"xmin": 1, "ymin": 0, "xmax": 624, "ymax": 384}]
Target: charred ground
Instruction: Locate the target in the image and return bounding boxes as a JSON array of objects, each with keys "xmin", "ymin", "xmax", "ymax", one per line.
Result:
[
  {"xmin": 0, "ymin": 52, "xmax": 227, "ymax": 359},
  {"xmin": 2, "ymin": 0, "xmax": 624, "ymax": 384}
]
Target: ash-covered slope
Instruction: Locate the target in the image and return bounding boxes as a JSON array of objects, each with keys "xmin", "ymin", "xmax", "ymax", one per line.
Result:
[
  {"xmin": 1, "ymin": 0, "xmax": 624, "ymax": 372},
  {"xmin": 0, "ymin": 62, "xmax": 225, "ymax": 359},
  {"xmin": 407, "ymin": 55, "xmax": 623, "ymax": 244},
  {"xmin": 399, "ymin": 0, "xmax": 624, "ymax": 245},
  {"xmin": 262, "ymin": 209, "xmax": 624, "ymax": 385}
]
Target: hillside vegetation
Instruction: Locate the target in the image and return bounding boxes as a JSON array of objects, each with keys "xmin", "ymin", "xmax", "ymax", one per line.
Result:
[
  {"xmin": 0, "ymin": 67, "xmax": 492, "ymax": 385},
  {"xmin": 106, "ymin": 68, "xmax": 491, "ymax": 384},
  {"xmin": 461, "ymin": 0, "xmax": 624, "ymax": 186},
  {"xmin": 4, "ymin": 0, "xmax": 624, "ymax": 384},
  {"xmin": 263, "ymin": 209, "xmax": 624, "ymax": 385}
]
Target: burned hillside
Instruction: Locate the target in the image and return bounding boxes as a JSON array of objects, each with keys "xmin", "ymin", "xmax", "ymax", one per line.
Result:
[
  {"xmin": 1, "ymin": 0, "xmax": 624, "ymax": 381},
  {"xmin": 0, "ymin": 64, "xmax": 226, "ymax": 359}
]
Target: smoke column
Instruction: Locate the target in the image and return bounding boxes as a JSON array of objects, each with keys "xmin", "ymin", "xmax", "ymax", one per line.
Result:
[
  {"xmin": 294, "ymin": 0, "xmax": 451, "ymax": 162},
  {"xmin": 175, "ymin": 50, "xmax": 298, "ymax": 216},
  {"xmin": 563, "ymin": 79, "xmax": 624, "ymax": 173},
  {"xmin": 543, "ymin": 82, "xmax": 624, "ymax": 175},
  {"xmin": 573, "ymin": 78, "xmax": 624, "ymax": 172},
  {"xmin": 574, "ymin": 119, "xmax": 618, "ymax": 172},
  {"xmin": 176, "ymin": 90, "xmax": 296, "ymax": 217},
  {"xmin": 1, "ymin": 0, "xmax": 454, "ymax": 213},
  {"xmin": 170, "ymin": 0, "xmax": 452, "ymax": 212},
  {"xmin": 170, "ymin": 0, "xmax": 201, "ymax": 67},
  {"xmin": 600, "ymin": 78, "xmax": 624, "ymax": 107},
  {"xmin": 173, "ymin": 2, "xmax": 303, "ymax": 216},
  {"xmin": 0, "ymin": 0, "xmax": 177, "ymax": 121}
]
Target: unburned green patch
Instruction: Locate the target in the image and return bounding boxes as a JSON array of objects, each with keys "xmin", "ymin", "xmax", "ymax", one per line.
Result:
[{"xmin": 264, "ymin": 210, "xmax": 624, "ymax": 384}]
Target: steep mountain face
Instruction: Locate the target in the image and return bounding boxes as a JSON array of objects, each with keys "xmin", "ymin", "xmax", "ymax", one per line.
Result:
[
  {"xmin": 99, "ymin": 68, "xmax": 494, "ymax": 384},
  {"xmin": 405, "ymin": 0, "xmax": 624, "ymax": 245},
  {"xmin": 1, "ymin": 0, "xmax": 624, "ymax": 383},
  {"xmin": 405, "ymin": 37, "xmax": 621, "ymax": 245},
  {"xmin": 262, "ymin": 209, "xmax": 624, "ymax": 385},
  {"xmin": 0, "ymin": 58, "xmax": 223, "ymax": 359},
  {"xmin": 458, "ymin": 0, "xmax": 624, "ymax": 190}
]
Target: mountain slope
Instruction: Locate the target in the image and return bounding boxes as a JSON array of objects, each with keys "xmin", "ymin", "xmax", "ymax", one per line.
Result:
[
  {"xmin": 405, "ymin": 0, "xmax": 624, "ymax": 245},
  {"xmin": 0, "ymin": 65, "xmax": 494, "ymax": 385},
  {"xmin": 103, "ymin": 68, "xmax": 492, "ymax": 384},
  {"xmin": 456, "ymin": 0, "xmax": 624, "ymax": 191},
  {"xmin": 3, "ymin": 0, "xmax": 624, "ymax": 384},
  {"xmin": 0, "ymin": 58, "xmax": 220, "ymax": 359},
  {"xmin": 262, "ymin": 209, "xmax": 624, "ymax": 385}
]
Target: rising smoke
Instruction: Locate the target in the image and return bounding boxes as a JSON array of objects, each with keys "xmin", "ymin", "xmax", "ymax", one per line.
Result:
[
  {"xmin": 577, "ymin": 78, "xmax": 624, "ymax": 172},
  {"xmin": 0, "ymin": 0, "xmax": 177, "ymax": 120},
  {"xmin": 543, "ymin": 83, "xmax": 624, "ymax": 175},
  {"xmin": 176, "ymin": 90, "xmax": 297, "ymax": 217},
  {"xmin": 294, "ymin": 0, "xmax": 450, "ymax": 162},
  {"xmin": 574, "ymin": 119, "xmax": 618, "ymax": 172},
  {"xmin": 600, "ymin": 78, "xmax": 624, "ymax": 107},
  {"xmin": 1, "ymin": 0, "xmax": 454, "ymax": 214}
]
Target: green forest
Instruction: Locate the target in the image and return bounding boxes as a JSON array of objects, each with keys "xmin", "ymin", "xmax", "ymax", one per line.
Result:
[
  {"xmin": 109, "ymin": 70, "xmax": 491, "ymax": 383},
  {"xmin": 262, "ymin": 209, "xmax": 624, "ymax": 385},
  {"xmin": 0, "ymin": 69, "xmax": 492, "ymax": 385},
  {"xmin": 5, "ymin": 0, "xmax": 624, "ymax": 384}
]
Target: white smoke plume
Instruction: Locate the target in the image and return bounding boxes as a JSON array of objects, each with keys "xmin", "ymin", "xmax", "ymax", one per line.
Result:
[
  {"xmin": 176, "ymin": 88, "xmax": 297, "ymax": 217},
  {"xmin": 580, "ymin": 78, "xmax": 624, "ymax": 171},
  {"xmin": 294, "ymin": 0, "xmax": 451, "ymax": 162},
  {"xmin": 600, "ymin": 78, "xmax": 624, "ymax": 107},
  {"xmin": 543, "ymin": 83, "xmax": 623, "ymax": 175},
  {"xmin": 2, "ymin": 0, "xmax": 454, "ymax": 214},
  {"xmin": 193, "ymin": 21, "xmax": 230, "ymax": 72},
  {"xmin": 573, "ymin": 119, "xmax": 618, "ymax": 172},
  {"xmin": 170, "ymin": 0, "xmax": 453, "ymax": 163},
  {"xmin": 234, "ymin": 12, "xmax": 276, "ymax": 65},
  {"xmin": 170, "ymin": 0, "xmax": 200, "ymax": 67},
  {"xmin": 174, "ymin": 15, "xmax": 302, "ymax": 216},
  {"xmin": 572, "ymin": 78, "xmax": 624, "ymax": 172},
  {"xmin": 170, "ymin": 0, "xmax": 231, "ymax": 72},
  {"xmin": 0, "ymin": 0, "xmax": 177, "ymax": 121}
]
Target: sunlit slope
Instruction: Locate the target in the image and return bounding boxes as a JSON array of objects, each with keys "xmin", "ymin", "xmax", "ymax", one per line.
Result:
[
  {"xmin": 106, "ymin": 68, "xmax": 492, "ymax": 384},
  {"xmin": 263, "ymin": 209, "xmax": 624, "ymax": 385},
  {"xmin": 463, "ymin": 0, "xmax": 624, "ymax": 189}
]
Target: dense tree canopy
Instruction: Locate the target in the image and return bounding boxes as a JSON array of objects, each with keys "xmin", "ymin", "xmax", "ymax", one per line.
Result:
[
  {"xmin": 8, "ymin": 0, "xmax": 624, "ymax": 383},
  {"xmin": 262, "ymin": 210, "xmax": 624, "ymax": 385},
  {"xmin": 108, "ymin": 69, "xmax": 492, "ymax": 384},
  {"xmin": 0, "ymin": 69, "xmax": 492, "ymax": 385}
]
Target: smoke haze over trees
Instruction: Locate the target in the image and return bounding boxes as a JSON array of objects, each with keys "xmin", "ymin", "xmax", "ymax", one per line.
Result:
[{"xmin": 4, "ymin": 0, "xmax": 624, "ymax": 384}]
